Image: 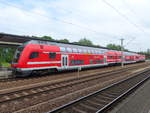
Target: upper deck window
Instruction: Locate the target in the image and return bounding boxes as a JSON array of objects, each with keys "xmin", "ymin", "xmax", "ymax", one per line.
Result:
[
  {"xmin": 92, "ymin": 50, "xmax": 95, "ymax": 54},
  {"xmin": 88, "ymin": 50, "xmax": 91, "ymax": 54},
  {"xmin": 60, "ymin": 47, "xmax": 66, "ymax": 52},
  {"xmin": 73, "ymin": 48, "xmax": 78, "ymax": 53},
  {"xmin": 78, "ymin": 49, "xmax": 82, "ymax": 53},
  {"xmin": 83, "ymin": 49, "xmax": 87, "ymax": 53},
  {"xmin": 67, "ymin": 48, "xmax": 72, "ymax": 53}
]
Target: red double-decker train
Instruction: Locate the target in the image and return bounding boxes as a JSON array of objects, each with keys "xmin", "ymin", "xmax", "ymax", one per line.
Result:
[{"xmin": 11, "ymin": 40, "xmax": 145, "ymax": 77}]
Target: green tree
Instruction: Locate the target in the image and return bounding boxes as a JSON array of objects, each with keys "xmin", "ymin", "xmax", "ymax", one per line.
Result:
[
  {"xmin": 57, "ymin": 39, "xmax": 69, "ymax": 43},
  {"xmin": 32, "ymin": 35, "xmax": 54, "ymax": 41},
  {"xmin": 138, "ymin": 49, "xmax": 150, "ymax": 59},
  {"xmin": 40, "ymin": 36, "xmax": 54, "ymax": 40},
  {"xmin": 74, "ymin": 38, "xmax": 93, "ymax": 46},
  {"xmin": 106, "ymin": 44, "xmax": 128, "ymax": 51},
  {"xmin": 0, "ymin": 47, "xmax": 16, "ymax": 66}
]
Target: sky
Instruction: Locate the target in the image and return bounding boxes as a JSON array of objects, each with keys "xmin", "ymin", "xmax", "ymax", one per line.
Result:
[{"xmin": 0, "ymin": 0, "xmax": 149, "ymax": 52}]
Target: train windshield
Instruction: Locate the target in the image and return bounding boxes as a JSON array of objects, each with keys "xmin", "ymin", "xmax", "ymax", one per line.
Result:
[{"xmin": 13, "ymin": 46, "xmax": 24, "ymax": 63}]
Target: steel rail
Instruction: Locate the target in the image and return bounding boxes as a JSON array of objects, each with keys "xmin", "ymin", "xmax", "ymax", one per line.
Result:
[
  {"xmin": 47, "ymin": 69, "xmax": 150, "ymax": 113},
  {"xmin": 0, "ymin": 63, "xmax": 147, "ymax": 105}
]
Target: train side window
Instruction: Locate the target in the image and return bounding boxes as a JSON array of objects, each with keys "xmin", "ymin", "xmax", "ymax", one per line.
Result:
[
  {"xmin": 73, "ymin": 48, "xmax": 78, "ymax": 53},
  {"xmin": 95, "ymin": 59, "xmax": 103, "ymax": 63},
  {"xmin": 67, "ymin": 48, "xmax": 72, "ymax": 53},
  {"xmin": 60, "ymin": 47, "xmax": 66, "ymax": 52},
  {"xmin": 83, "ymin": 49, "xmax": 87, "ymax": 53},
  {"xmin": 49, "ymin": 52, "xmax": 56, "ymax": 59},
  {"xmin": 90, "ymin": 59, "xmax": 93, "ymax": 64},
  {"xmin": 78, "ymin": 49, "xmax": 82, "ymax": 53},
  {"xmin": 88, "ymin": 50, "xmax": 91, "ymax": 54},
  {"xmin": 29, "ymin": 52, "xmax": 39, "ymax": 59},
  {"xmin": 76, "ymin": 49, "xmax": 79, "ymax": 53},
  {"xmin": 99, "ymin": 51, "xmax": 102, "ymax": 54},
  {"xmin": 109, "ymin": 56, "xmax": 113, "ymax": 59},
  {"xmin": 92, "ymin": 50, "xmax": 95, "ymax": 54},
  {"xmin": 95, "ymin": 51, "xmax": 97, "ymax": 54},
  {"xmin": 119, "ymin": 56, "xmax": 122, "ymax": 58},
  {"xmin": 71, "ymin": 60, "xmax": 84, "ymax": 65}
]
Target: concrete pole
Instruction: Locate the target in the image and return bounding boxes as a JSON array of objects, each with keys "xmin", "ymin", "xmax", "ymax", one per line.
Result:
[
  {"xmin": 121, "ymin": 38, "xmax": 124, "ymax": 67},
  {"xmin": 77, "ymin": 67, "xmax": 81, "ymax": 78}
]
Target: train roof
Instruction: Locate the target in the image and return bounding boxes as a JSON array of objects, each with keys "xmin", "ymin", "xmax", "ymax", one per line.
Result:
[{"xmin": 26, "ymin": 40, "xmax": 108, "ymax": 52}]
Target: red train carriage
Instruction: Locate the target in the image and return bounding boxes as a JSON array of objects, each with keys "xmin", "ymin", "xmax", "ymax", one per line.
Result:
[
  {"xmin": 123, "ymin": 52, "xmax": 136, "ymax": 63},
  {"xmin": 105, "ymin": 51, "xmax": 122, "ymax": 64},
  {"xmin": 135, "ymin": 54, "xmax": 145, "ymax": 62},
  {"xmin": 115, "ymin": 51, "xmax": 122, "ymax": 63},
  {"xmin": 105, "ymin": 51, "xmax": 116, "ymax": 64},
  {"xmin": 11, "ymin": 40, "xmax": 145, "ymax": 77}
]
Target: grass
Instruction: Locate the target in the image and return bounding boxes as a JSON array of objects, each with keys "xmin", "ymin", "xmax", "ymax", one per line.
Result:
[{"xmin": 0, "ymin": 62, "xmax": 11, "ymax": 67}]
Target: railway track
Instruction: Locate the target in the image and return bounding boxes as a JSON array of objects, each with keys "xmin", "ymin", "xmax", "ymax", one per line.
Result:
[
  {"xmin": 0, "ymin": 62, "xmax": 147, "ymax": 83},
  {"xmin": 0, "ymin": 62, "xmax": 149, "ymax": 103},
  {"xmin": 0, "ymin": 62, "xmax": 148, "ymax": 89},
  {"xmin": 0, "ymin": 63, "xmax": 149, "ymax": 113},
  {"xmin": 0, "ymin": 64, "xmax": 121, "ymax": 88},
  {"xmin": 0, "ymin": 62, "xmax": 148, "ymax": 94},
  {"xmin": 48, "ymin": 69, "xmax": 150, "ymax": 113}
]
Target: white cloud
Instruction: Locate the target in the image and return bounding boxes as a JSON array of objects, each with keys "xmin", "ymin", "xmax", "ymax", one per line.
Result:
[{"xmin": 0, "ymin": 0, "xmax": 149, "ymax": 52}]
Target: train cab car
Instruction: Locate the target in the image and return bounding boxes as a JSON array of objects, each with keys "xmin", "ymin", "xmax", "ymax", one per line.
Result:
[
  {"xmin": 12, "ymin": 41, "xmax": 61, "ymax": 77},
  {"xmin": 68, "ymin": 48, "xmax": 107, "ymax": 69}
]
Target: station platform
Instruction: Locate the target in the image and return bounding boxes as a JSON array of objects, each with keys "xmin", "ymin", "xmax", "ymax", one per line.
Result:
[
  {"xmin": 0, "ymin": 68, "xmax": 12, "ymax": 79},
  {"xmin": 109, "ymin": 78, "xmax": 150, "ymax": 113}
]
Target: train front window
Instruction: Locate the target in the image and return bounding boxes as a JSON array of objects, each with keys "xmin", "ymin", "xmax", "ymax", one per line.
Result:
[
  {"xmin": 29, "ymin": 52, "xmax": 39, "ymax": 59},
  {"xmin": 13, "ymin": 46, "xmax": 24, "ymax": 63}
]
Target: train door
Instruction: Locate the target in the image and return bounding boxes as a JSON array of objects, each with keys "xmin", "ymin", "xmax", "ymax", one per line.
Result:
[
  {"xmin": 61, "ymin": 55, "xmax": 68, "ymax": 68},
  {"xmin": 104, "ymin": 55, "xmax": 107, "ymax": 64}
]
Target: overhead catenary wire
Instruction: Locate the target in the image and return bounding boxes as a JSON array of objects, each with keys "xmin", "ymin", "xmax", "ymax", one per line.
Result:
[
  {"xmin": 124, "ymin": 36, "xmax": 136, "ymax": 47},
  {"xmin": 0, "ymin": 0, "xmax": 120, "ymax": 42},
  {"xmin": 50, "ymin": 0, "xmax": 145, "ymax": 47},
  {"xmin": 101, "ymin": 0, "xmax": 146, "ymax": 34},
  {"xmin": 121, "ymin": 0, "xmax": 143, "ymax": 22},
  {"xmin": 120, "ymin": 0, "xmax": 147, "ymax": 47},
  {"xmin": 0, "ymin": 0, "xmax": 146, "ymax": 51},
  {"xmin": 101, "ymin": 0, "xmax": 147, "ymax": 49}
]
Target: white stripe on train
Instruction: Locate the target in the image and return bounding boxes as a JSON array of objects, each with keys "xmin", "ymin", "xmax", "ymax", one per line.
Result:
[
  {"xmin": 18, "ymin": 61, "xmax": 137, "ymax": 71},
  {"xmin": 17, "ymin": 63, "xmax": 108, "ymax": 71},
  {"xmin": 27, "ymin": 61, "xmax": 61, "ymax": 64}
]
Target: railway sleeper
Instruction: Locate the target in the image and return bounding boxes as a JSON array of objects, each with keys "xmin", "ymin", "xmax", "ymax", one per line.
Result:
[
  {"xmin": 101, "ymin": 91, "xmax": 121, "ymax": 96},
  {"xmin": 73, "ymin": 103, "xmax": 97, "ymax": 113},
  {"xmin": 96, "ymin": 95, "xmax": 115, "ymax": 102},
  {"xmin": 86, "ymin": 100, "xmax": 103, "ymax": 107},
  {"xmin": 82, "ymin": 101, "xmax": 102, "ymax": 110},
  {"xmin": 71, "ymin": 107, "xmax": 87, "ymax": 113},
  {"xmin": 100, "ymin": 92, "xmax": 120, "ymax": 98},
  {"xmin": 90, "ymin": 98, "xmax": 109, "ymax": 107}
]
